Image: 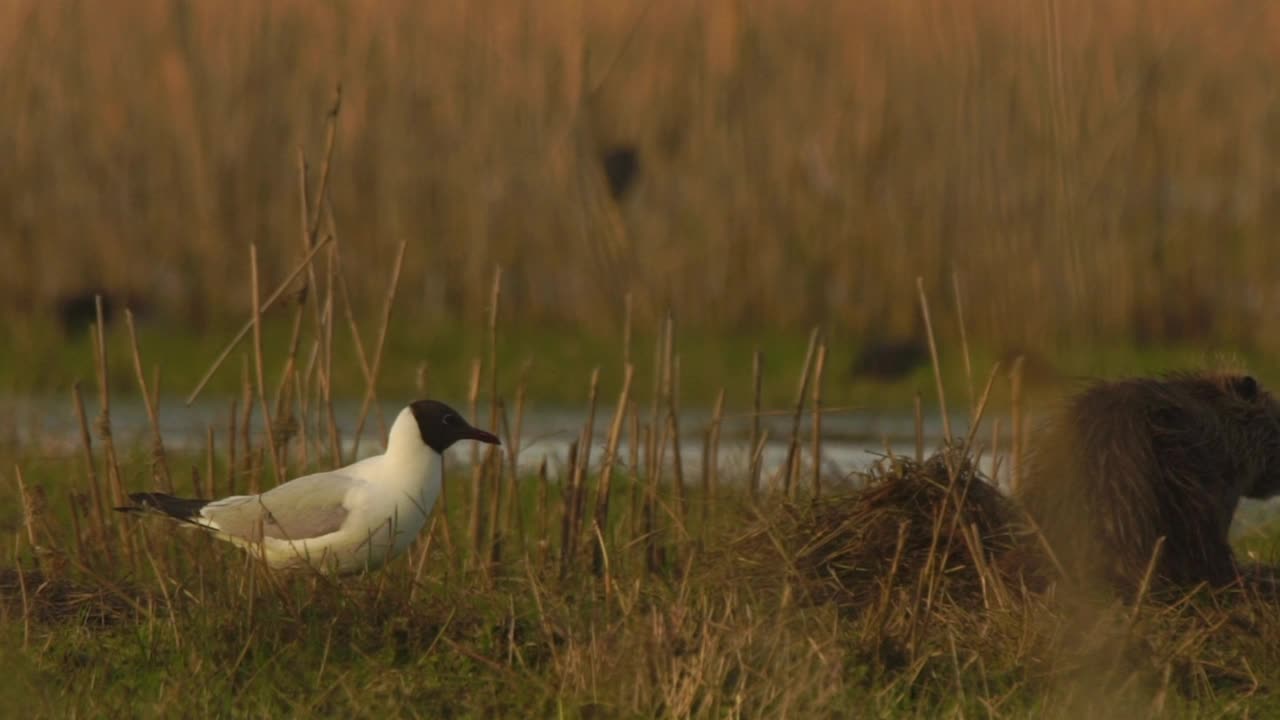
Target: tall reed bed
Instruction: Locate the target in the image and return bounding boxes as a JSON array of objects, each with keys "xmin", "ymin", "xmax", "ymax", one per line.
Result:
[{"xmin": 5, "ymin": 0, "xmax": 1280, "ymax": 350}]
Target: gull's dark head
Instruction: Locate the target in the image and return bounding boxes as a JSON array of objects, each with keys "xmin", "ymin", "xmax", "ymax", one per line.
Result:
[{"xmin": 409, "ymin": 400, "xmax": 501, "ymax": 454}]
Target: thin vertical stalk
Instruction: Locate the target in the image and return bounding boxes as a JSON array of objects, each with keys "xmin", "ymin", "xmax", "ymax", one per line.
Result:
[
  {"xmin": 322, "ymin": 244, "xmax": 341, "ymax": 467},
  {"xmin": 503, "ymin": 364, "xmax": 530, "ymax": 554},
  {"xmin": 568, "ymin": 368, "xmax": 601, "ymax": 575},
  {"xmin": 125, "ymin": 309, "xmax": 172, "ymax": 493},
  {"xmin": 811, "ymin": 341, "xmax": 827, "ymax": 497},
  {"xmin": 227, "ymin": 396, "xmax": 238, "ymax": 496},
  {"xmin": 784, "ymin": 327, "xmax": 820, "ymax": 499},
  {"xmin": 952, "ymin": 271, "xmax": 974, "ymax": 408},
  {"xmin": 917, "ymin": 276, "xmax": 952, "ymax": 444},
  {"xmin": 749, "ymin": 348, "xmax": 763, "ymax": 499},
  {"xmin": 536, "ymin": 457, "xmax": 549, "ymax": 569},
  {"xmin": 593, "ymin": 364, "xmax": 634, "ymax": 576},
  {"xmin": 914, "ymin": 392, "xmax": 925, "ymax": 464},
  {"xmin": 704, "ymin": 388, "xmax": 725, "ymax": 530},
  {"xmin": 466, "ymin": 358, "xmax": 484, "ymax": 565},
  {"xmin": 559, "ymin": 441, "xmax": 580, "ymax": 578},
  {"xmin": 92, "ymin": 299, "xmax": 130, "ymax": 560},
  {"xmin": 72, "ymin": 383, "xmax": 106, "ymax": 546},
  {"xmin": 249, "ymin": 244, "xmax": 284, "ymax": 487},
  {"xmin": 1011, "ymin": 356, "xmax": 1026, "ymax": 494}
]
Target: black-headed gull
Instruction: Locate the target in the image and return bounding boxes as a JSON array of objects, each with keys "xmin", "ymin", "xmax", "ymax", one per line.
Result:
[{"xmin": 117, "ymin": 399, "xmax": 499, "ymax": 574}]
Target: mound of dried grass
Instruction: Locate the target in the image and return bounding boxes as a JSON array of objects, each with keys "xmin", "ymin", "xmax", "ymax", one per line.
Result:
[
  {"xmin": 734, "ymin": 447, "xmax": 1048, "ymax": 614},
  {"xmin": 0, "ymin": 567, "xmax": 139, "ymax": 627}
]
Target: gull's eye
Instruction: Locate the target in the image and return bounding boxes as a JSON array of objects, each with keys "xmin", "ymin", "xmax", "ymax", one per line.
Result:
[{"xmin": 442, "ymin": 414, "xmax": 456, "ymax": 426}]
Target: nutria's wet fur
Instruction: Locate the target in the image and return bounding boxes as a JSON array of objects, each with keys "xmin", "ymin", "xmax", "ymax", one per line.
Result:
[{"xmin": 1016, "ymin": 372, "xmax": 1280, "ymax": 591}]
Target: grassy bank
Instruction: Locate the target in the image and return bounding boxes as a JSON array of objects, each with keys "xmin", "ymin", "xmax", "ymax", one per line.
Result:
[{"xmin": 6, "ymin": 433, "xmax": 1280, "ymax": 716}]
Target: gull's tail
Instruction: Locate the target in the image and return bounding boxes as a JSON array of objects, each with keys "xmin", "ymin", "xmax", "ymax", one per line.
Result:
[{"xmin": 115, "ymin": 492, "xmax": 209, "ymax": 525}]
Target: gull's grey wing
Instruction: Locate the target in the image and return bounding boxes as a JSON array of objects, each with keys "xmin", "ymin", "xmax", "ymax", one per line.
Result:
[{"xmin": 201, "ymin": 472, "xmax": 361, "ymax": 542}]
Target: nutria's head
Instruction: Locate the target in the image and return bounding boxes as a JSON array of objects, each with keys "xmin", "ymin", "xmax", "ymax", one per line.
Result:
[{"xmin": 1212, "ymin": 374, "xmax": 1280, "ymax": 499}]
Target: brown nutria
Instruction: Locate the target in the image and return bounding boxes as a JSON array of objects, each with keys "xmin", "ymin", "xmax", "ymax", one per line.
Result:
[{"xmin": 1015, "ymin": 371, "xmax": 1280, "ymax": 592}]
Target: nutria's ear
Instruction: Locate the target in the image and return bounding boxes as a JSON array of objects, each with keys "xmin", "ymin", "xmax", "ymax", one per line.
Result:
[{"xmin": 1233, "ymin": 375, "xmax": 1260, "ymax": 400}]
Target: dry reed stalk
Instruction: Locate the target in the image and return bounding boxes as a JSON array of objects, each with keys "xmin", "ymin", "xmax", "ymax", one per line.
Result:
[
  {"xmin": 497, "ymin": 403, "xmax": 520, "ymax": 560},
  {"xmin": 249, "ymin": 244, "xmax": 284, "ymax": 487},
  {"xmin": 350, "ymin": 239, "xmax": 407, "ymax": 458},
  {"xmin": 466, "ymin": 357, "xmax": 484, "ymax": 565},
  {"xmin": 914, "ymin": 392, "xmax": 924, "ymax": 463},
  {"xmin": 227, "ymin": 396, "xmax": 238, "ymax": 496},
  {"xmin": 916, "ymin": 276, "xmax": 951, "ymax": 444},
  {"xmin": 124, "ymin": 309, "xmax": 173, "ymax": 493},
  {"xmin": 503, "ymin": 365, "xmax": 530, "ymax": 554},
  {"xmin": 698, "ymin": 429, "xmax": 711, "ymax": 548},
  {"xmin": 485, "ymin": 448, "xmax": 504, "ymax": 570},
  {"xmin": 189, "ymin": 465, "xmax": 201, "ymax": 498},
  {"xmin": 482, "ymin": 267, "xmax": 505, "ymax": 569},
  {"xmin": 990, "ymin": 418, "xmax": 1003, "ymax": 488},
  {"xmin": 811, "ymin": 341, "xmax": 827, "ymax": 497},
  {"xmin": 66, "ymin": 487, "xmax": 85, "ymax": 562},
  {"xmin": 14, "ymin": 536, "xmax": 29, "ymax": 649},
  {"xmin": 622, "ymin": 291, "xmax": 633, "ymax": 366},
  {"xmin": 185, "ymin": 235, "xmax": 333, "ymax": 405},
  {"xmin": 487, "ymin": 267, "xmax": 501, "ymax": 432},
  {"xmin": 1131, "ymin": 537, "xmax": 1167, "ymax": 623},
  {"xmin": 661, "ymin": 315, "xmax": 686, "ymax": 524},
  {"xmin": 646, "ymin": 414, "xmax": 673, "ymax": 574},
  {"xmin": 750, "ymin": 430, "xmax": 770, "ymax": 494},
  {"xmin": 637, "ymin": 423, "xmax": 653, "ymax": 572},
  {"xmin": 14, "ymin": 466, "xmax": 41, "ymax": 568},
  {"xmin": 648, "ymin": 323, "xmax": 663, "ymax": 459},
  {"xmin": 784, "ymin": 327, "xmax": 820, "ymax": 499},
  {"xmin": 569, "ymin": 367, "xmax": 602, "ymax": 574},
  {"xmin": 204, "ymin": 427, "xmax": 216, "ymax": 497},
  {"xmin": 71, "ymin": 382, "xmax": 107, "ymax": 548},
  {"xmin": 1010, "ymin": 356, "xmax": 1026, "ymax": 494},
  {"xmin": 868, "ymin": 519, "xmax": 912, "ymax": 653},
  {"xmin": 627, "ymin": 402, "xmax": 641, "ymax": 557},
  {"xmin": 536, "ymin": 457, "xmax": 549, "ymax": 569},
  {"xmin": 952, "ymin": 271, "xmax": 974, "ymax": 408},
  {"xmin": 960, "ymin": 364, "xmax": 1001, "ymax": 457},
  {"xmin": 296, "ymin": 339, "xmax": 318, "ymax": 470},
  {"xmin": 240, "ymin": 367, "xmax": 257, "ymax": 494},
  {"xmin": 700, "ymin": 387, "xmax": 725, "ymax": 536},
  {"xmin": 307, "ymin": 86, "xmax": 342, "ymax": 237},
  {"xmin": 270, "ymin": 299, "xmax": 306, "ymax": 474},
  {"xmin": 322, "ymin": 244, "xmax": 342, "ymax": 466},
  {"xmin": 408, "ymin": 515, "xmax": 438, "ymax": 604},
  {"xmin": 559, "ymin": 440, "xmax": 580, "ymax": 578},
  {"xmin": 92, "ymin": 299, "xmax": 131, "ymax": 561},
  {"xmin": 296, "ymin": 149, "xmax": 324, "ymax": 331},
  {"xmin": 593, "ymin": 363, "xmax": 634, "ymax": 577},
  {"xmin": 750, "ymin": 348, "xmax": 763, "ymax": 499}
]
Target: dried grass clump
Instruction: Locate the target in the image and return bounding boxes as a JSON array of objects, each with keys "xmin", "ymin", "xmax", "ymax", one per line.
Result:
[
  {"xmin": 0, "ymin": 568, "xmax": 138, "ymax": 628},
  {"xmin": 734, "ymin": 447, "xmax": 1047, "ymax": 615}
]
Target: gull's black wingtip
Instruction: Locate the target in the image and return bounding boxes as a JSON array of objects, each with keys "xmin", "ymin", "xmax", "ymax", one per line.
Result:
[{"xmin": 116, "ymin": 492, "xmax": 209, "ymax": 522}]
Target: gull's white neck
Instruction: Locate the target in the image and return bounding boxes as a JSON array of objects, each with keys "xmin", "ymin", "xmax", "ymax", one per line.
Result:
[{"xmin": 380, "ymin": 407, "xmax": 443, "ymax": 499}]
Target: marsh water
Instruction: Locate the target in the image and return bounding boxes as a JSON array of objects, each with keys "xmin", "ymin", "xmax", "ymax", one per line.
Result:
[{"xmin": 5, "ymin": 395, "xmax": 1276, "ymax": 537}]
